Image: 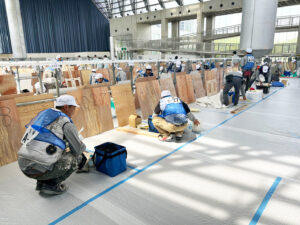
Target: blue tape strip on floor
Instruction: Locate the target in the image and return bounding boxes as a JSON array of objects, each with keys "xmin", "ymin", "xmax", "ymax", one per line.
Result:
[
  {"xmin": 249, "ymin": 177, "xmax": 282, "ymax": 225},
  {"xmin": 49, "ymin": 88, "xmax": 283, "ymax": 225}
]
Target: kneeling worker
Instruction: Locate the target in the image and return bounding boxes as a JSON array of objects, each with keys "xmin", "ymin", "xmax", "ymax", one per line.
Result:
[
  {"xmin": 95, "ymin": 73, "xmax": 109, "ymax": 83},
  {"xmin": 152, "ymin": 90, "xmax": 200, "ymax": 142},
  {"xmin": 18, "ymin": 95, "xmax": 89, "ymax": 195}
]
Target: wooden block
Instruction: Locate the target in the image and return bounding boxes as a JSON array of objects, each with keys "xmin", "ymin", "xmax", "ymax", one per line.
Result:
[
  {"xmin": 0, "ymin": 99, "xmax": 23, "ymax": 166},
  {"xmin": 230, "ymin": 105, "xmax": 248, "ymax": 114},
  {"xmin": 91, "ymin": 86, "xmax": 114, "ymax": 133},
  {"xmin": 0, "ymin": 75, "xmax": 17, "ymax": 95},
  {"xmin": 176, "ymin": 74, "xmax": 195, "ymax": 104},
  {"xmin": 111, "ymin": 84, "xmax": 136, "ymax": 126},
  {"xmin": 0, "ymin": 92, "xmax": 34, "ymax": 101},
  {"xmin": 16, "ymin": 94, "xmax": 54, "ymax": 133},
  {"xmin": 129, "ymin": 115, "xmax": 142, "ymax": 128},
  {"xmin": 191, "ymin": 72, "xmax": 206, "ymax": 99},
  {"xmin": 116, "ymin": 126, "xmax": 159, "ymax": 138},
  {"xmin": 136, "ymin": 80, "xmax": 161, "ymax": 119},
  {"xmin": 159, "ymin": 77, "xmax": 177, "ymax": 97}
]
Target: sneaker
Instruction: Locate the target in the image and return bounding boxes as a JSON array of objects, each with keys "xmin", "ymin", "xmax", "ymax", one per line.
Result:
[
  {"xmin": 158, "ymin": 135, "xmax": 173, "ymax": 142},
  {"xmin": 175, "ymin": 134, "xmax": 183, "ymax": 141},
  {"xmin": 36, "ymin": 181, "xmax": 43, "ymax": 191},
  {"xmin": 40, "ymin": 183, "xmax": 68, "ymax": 195},
  {"xmin": 76, "ymin": 163, "xmax": 89, "ymax": 173},
  {"xmin": 222, "ymin": 104, "xmax": 228, "ymax": 108}
]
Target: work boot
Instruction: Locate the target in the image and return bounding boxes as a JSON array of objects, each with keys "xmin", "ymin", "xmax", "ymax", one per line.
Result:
[
  {"xmin": 158, "ymin": 135, "xmax": 172, "ymax": 142},
  {"xmin": 77, "ymin": 152, "xmax": 90, "ymax": 173},
  {"xmin": 36, "ymin": 181, "xmax": 43, "ymax": 191},
  {"xmin": 39, "ymin": 183, "xmax": 68, "ymax": 195},
  {"xmin": 175, "ymin": 133, "xmax": 183, "ymax": 141}
]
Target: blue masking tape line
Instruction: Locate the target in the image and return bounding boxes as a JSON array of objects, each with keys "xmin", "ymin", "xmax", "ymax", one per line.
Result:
[
  {"xmin": 49, "ymin": 88, "xmax": 283, "ymax": 225},
  {"xmin": 249, "ymin": 177, "xmax": 282, "ymax": 225}
]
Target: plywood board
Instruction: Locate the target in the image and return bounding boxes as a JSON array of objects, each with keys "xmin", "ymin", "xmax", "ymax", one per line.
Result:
[
  {"xmin": 204, "ymin": 70, "xmax": 219, "ymax": 96},
  {"xmin": 67, "ymin": 88, "xmax": 87, "ymax": 136},
  {"xmin": 0, "ymin": 99, "xmax": 23, "ymax": 166},
  {"xmin": 136, "ymin": 76, "xmax": 156, "ymax": 83},
  {"xmin": 81, "ymin": 70, "xmax": 91, "ymax": 85},
  {"xmin": 176, "ymin": 74, "xmax": 195, "ymax": 104},
  {"xmin": 136, "ymin": 80, "xmax": 161, "ymax": 119},
  {"xmin": 191, "ymin": 72, "xmax": 206, "ymax": 99},
  {"xmin": 0, "ymin": 92, "xmax": 34, "ymax": 101},
  {"xmin": 81, "ymin": 87, "xmax": 101, "ymax": 137},
  {"xmin": 0, "ymin": 75, "xmax": 17, "ymax": 95},
  {"xmin": 15, "ymin": 94, "xmax": 54, "ymax": 133},
  {"xmin": 159, "ymin": 77, "xmax": 177, "ymax": 97},
  {"xmin": 111, "ymin": 84, "xmax": 136, "ymax": 126},
  {"xmin": 91, "ymin": 86, "xmax": 114, "ymax": 133}
]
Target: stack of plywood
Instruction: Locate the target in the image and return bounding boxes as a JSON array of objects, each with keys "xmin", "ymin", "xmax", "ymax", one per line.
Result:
[
  {"xmin": 136, "ymin": 80, "xmax": 161, "ymax": 119},
  {"xmin": 0, "ymin": 99, "xmax": 23, "ymax": 166},
  {"xmin": 190, "ymin": 71, "xmax": 206, "ymax": 99},
  {"xmin": 0, "ymin": 75, "xmax": 17, "ymax": 95},
  {"xmin": 204, "ymin": 69, "xmax": 218, "ymax": 96},
  {"xmin": 176, "ymin": 74, "xmax": 195, "ymax": 104},
  {"xmin": 111, "ymin": 83, "xmax": 136, "ymax": 126}
]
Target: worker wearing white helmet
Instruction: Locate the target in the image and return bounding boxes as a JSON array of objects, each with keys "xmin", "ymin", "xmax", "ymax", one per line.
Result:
[
  {"xmin": 196, "ymin": 64, "xmax": 201, "ymax": 71},
  {"xmin": 143, "ymin": 65, "xmax": 154, "ymax": 77},
  {"xmin": 241, "ymin": 47, "xmax": 256, "ymax": 95},
  {"xmin": 116, "ymin": 67, "xmax": 127, "ymax": 82},
  {"xmin": 95, "ymin": 73, "xmax": 109, "ymax": 84},
  {"xmin": 152, "ymin": 90, "xmax": 200, "ymax": 142}
]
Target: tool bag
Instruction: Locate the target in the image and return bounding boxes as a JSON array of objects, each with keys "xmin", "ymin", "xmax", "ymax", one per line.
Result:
[{"xmin": 92, "ymin": 142, "xmax": 127, "ymax": 177}]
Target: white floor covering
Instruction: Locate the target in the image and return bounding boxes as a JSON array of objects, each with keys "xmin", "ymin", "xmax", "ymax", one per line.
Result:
[{"xmin": 0, "ymin": 79, "xmax": 300, "ymax": 225}]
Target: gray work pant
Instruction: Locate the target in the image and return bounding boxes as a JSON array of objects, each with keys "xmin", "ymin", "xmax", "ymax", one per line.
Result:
[{"xmin": 223, "ymin": 76, "xmax": 242, "ymax": 106}]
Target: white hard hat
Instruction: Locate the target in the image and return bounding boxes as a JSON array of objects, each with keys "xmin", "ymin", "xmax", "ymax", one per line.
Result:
[
  {"xmin": 146, "ymin": 65, "xmax": 152, "ymax": 70},
  {"xmin": 196, "ymin": 64, "xmax": 201, "ymax": 70},
  {"xmin": 95, "ymin": 73, "xmax": 103, "ymax": 79},
  {"xmin": 117, "ymin": 67, "xmax": 122, "ymax": 71},
  {"xmin": 56, "ymin": 55, "xmax": 62, "ymax": 60},
  {"xmin": 92, "ymin": 69, "xmax": 96, "ymax": 72},
  {"xmin": 161, "ymin": 90, "xmax": 171, "ymax": 98},
  {"xmin": 56, "ymin": 95, "xmax": 79, "ymax": 107},
  {"xmin": 159, "ymin": 66, "xmax": 163, "ymax": 71},
  {"xmin": 246, "ymin": 48, "xmax": 252, "ymax": 53}
]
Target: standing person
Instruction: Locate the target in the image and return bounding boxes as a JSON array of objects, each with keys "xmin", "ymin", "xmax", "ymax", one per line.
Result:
[
  {"xmin": 223, "ymin": 70, "xmax": 243, "ymax": 106},
  {"xmin": 18, "ymin": 95, "xmax": 89, "ymax": 195},
  {"xmin": 116, "ymin": 67, "xmax": 127, "ymax": 82},
  {"xmin": 241, "ymin": 48, "xmax": 255, "ymax": 93},
  {"xmin": 175, "ymin": 56, "xmax": 182, "ymax": 72},
  {"xmin": 232, "ymin": 51, "xmax": 241, "ymax": 67},
  {"xmin": 152, "ymin": 90, "xmax": 200, "ymax": 142},
  {"xmin": 89, "ymin": 69, "xmax": 97, "ymax": 84}
]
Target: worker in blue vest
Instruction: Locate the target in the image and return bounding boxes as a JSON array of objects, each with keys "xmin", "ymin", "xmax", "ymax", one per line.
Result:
[
  {"xmin": 241, "ymin": 48, "xmax": 256, "ymax": 93},
  {"xmin": 152, "ymin": 90, "xmax": 200, "ymax": 142},
  {"xmin": 95, "ymin": 73, "xmax": 109, "ymax": 83},
  {"xmin": 143, "ymin": 65, "xmax": 154, "ymax": 77}
]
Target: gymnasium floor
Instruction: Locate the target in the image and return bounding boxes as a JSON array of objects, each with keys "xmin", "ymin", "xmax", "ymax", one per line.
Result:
[{"xmin": 0, "ymin": 79, "xmax": 299, "ymax": 225}]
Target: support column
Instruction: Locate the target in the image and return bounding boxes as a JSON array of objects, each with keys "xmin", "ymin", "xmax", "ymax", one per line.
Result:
[
  {"xmin": 296, "ymin": 24, "xmax": 300, "ymax": 55},
  {"xmin": 196, "ymin": 8, "xmax": 204, "ymax": 52},
  {"xmin": 205, "ymin": 15, "xmax": 215, "ymax": 56},
  {"xmin": 296, "ymin": 25, "xmax": 300, "ymax": 76},
  {"xmin": 172, "ymin": 21, "xmax": 179, "ymax": 40},
  {"xmin": 161, "ymin": 18, "xmax": 168, "ymax": 59},
  {"xmin": 5, "ymin": 0, "xmax": 26, "ymax": 58}
]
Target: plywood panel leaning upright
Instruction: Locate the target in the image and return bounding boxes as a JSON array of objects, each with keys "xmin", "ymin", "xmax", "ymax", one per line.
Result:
[
  {"xmin": 15, "ymin": 94, "xmax": 54, "ymax": 133},
  {"xmin": 0, "ymin": 75, "xmax": 17, "ymax": 95},
  {"xmin": 0, "ymin": 99, "xmax": 23, "ymax": 166},
  {"xmin": 136, "ymin": 80, "xmax": 161, "ymax": 119},
  {"xmin": 91, "ymin": 86, "xmax": 114, "ymax": 132},
  {"xmin": 111, "ymin": 83, "xmax": 136, "ymax": 126},
  {"xmin": 190, "ymin": 71, "xmax": 206, "ymax": 99},
  {"xmin": 159, "ymin": 77, "xmax": 177, "ymax": 97},
  {"xmin": 176, "ymin": 74, "xmax": 195, "ymax": 104}
]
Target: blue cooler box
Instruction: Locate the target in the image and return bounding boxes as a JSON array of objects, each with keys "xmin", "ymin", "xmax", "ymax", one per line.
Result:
[{"xmin": 93, "ymin": 142, "xmax": 127, "ymax": 177}]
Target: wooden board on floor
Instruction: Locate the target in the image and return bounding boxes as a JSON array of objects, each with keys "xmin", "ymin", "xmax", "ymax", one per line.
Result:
[
  {"xmin": 0, "ymin": 92, "xmax": 34, "ymax": 101},
  {"xmin": 15, "ymin": 94, "xmax": 54, "ymax": 133},
  {"xmin": 159, "ymin": 77, "xmax": 177, "ymax": 96},
  {"xmin": 67, "ymin": 88, "xmax": 87, "ymax": 136},
  {"xmin": 91, "ymin": 86, "xmax": 114, "ymax": 133},
  {"xmin": 136, "ymin": 80, "xmax": 161, "ymax": 119},
  {"xmin": 111, "ymin": 84, "xmax": 136, "ymax": 126},
  {"xmin": 0, "ymin": 75, "xmax": 17, "ymax": 95},
  {"xmin": 230, "ymin": 104, "xmax": 248, "ymax": 114},
  {"xmin": 81, "ymin": 87, "xmax": 101, "ymax": 137},
  {"xmin": 176, "ymin": 74, "xmax": 195, "ymax": 104},
  {"xmin": 190, "ymin": 72, "xmax": 206, "ymax": 99},
  {"xmin": 0, "ymin": 99, "xmax": 23, "ymax": 166},
  {"xmin": 116, "ymin": 126, "xmax": 159, "ymax": 138}
]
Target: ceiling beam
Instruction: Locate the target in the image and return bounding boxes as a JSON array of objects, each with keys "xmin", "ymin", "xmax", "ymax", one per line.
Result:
[{"xmin": 143, "ymin": 0, "xmax": 150, "ymax": 12}]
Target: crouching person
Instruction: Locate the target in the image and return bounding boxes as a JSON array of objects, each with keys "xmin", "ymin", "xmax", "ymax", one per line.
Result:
[
  {"xmin": 152, "ymin": 90, "xmax": 200, "ymax": 142},
  {"xmin": 18, "ymin": 95, "xmax": 89, "ymax": 195}
]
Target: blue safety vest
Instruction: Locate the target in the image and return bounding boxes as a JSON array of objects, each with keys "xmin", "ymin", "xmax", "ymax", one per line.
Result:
[
  {"xmin": 243, "ymin": 54, "xmax": 255, "ymax": 70},
  {"xmin": 24, "ymin": 109, "xmax": 72, "ymax": 150},
  {"xmin": 160, "ymin": 96, "xmax": 187, "ymax": 125}
]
